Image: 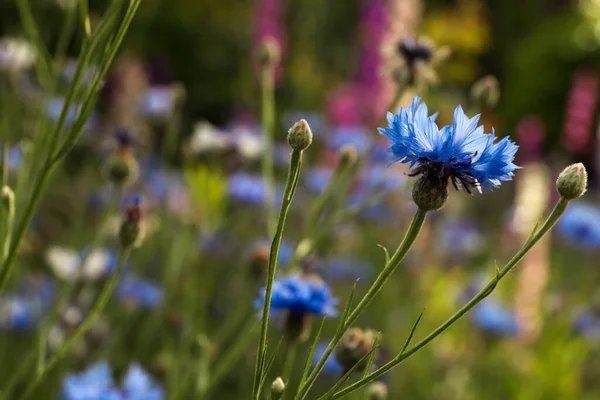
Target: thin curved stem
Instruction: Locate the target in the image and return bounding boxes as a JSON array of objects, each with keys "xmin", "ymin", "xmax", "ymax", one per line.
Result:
[
  {"xmin": 253, "ymin": 149, "xmax": 305, "ymax": 400},
  {"xmin": 16, "ymin": 247, "xmax": 132, "ymax": 400},
  {"xmin": 330, "ymin": 197, "xmax": 570, "ymax": 399},
  {"xmin": 295, "ymin": 209, "xmax": 428, "ymax": 400}
]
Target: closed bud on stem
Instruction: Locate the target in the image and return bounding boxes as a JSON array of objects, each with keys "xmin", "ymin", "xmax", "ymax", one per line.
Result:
[
  {"xmin": 2, "ymin": 185, "xmax": 14, "ymax": 209},
  {"xmin": 249, "ymin": 242, "xmax": 270, "ymax": 279},
  {"xmin": 258, "ymin": 37, "xmax": 281, "ymax": 67},
  {"xmin": 119, "ymin": 195, "xmax": 143, "ymax": 248},
  {"xmin": 287, "ymin": 120, "xmax": 313, "ymax": 151},
  {"xmin": 335, "ymin": 328, "xmax": 379, "ymax": 374},
  {"xmin": 339, "ymin": 144, "xmax": 358, "ymax": 168},
  {"xmin": 366, "ymin": 382, "xmax": 388, "ymax": 400},
  {"xmin": 412, "ymin": 173, "xmax": 448, "ymax": 211},
  {"xmin": 471, "ymin": 75, "xmax": 500, "ymax": 109},
  {"xmin": 270, "ymin": 377, "xmax": 285, "ymax": 399},
  {"xmin": 107, "ymin": 129, "xmax": 139, "ymax": 187},
  {"xmin": 556, "ymin": 163, "xmax": 587, "ymax": 200}
]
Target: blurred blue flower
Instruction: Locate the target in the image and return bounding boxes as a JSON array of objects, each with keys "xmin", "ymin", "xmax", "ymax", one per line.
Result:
[
  {"xmin": 139, "ymin": 86, "xmax": 176, "ymax": 118},
  {"xmin": 0, "ymin": 145, "xmax": 23, "ymax": 171},
  {"xmin": 121, "ymin": 363, "xmax": 164, "ymax": 400},
  {"xmin": 573, "ymin": 308, "xmax": 600, "ymax": 341},
  {"xmin": 471, "ymin": 299, "xmax": 519, "ymax": 336},
  {"xmin": 117, "ymin": 275, "xmax": 163, "ymax": 309},
  {"xmin": 379, "ymin": 96, "xmax": 519, "ymax": 192},
  {"xmin": 557, "ymin": 203, "xmax": 600, "ymax": 250},
  {"xmin": 311, "ymin": 343, "xmax": 343, "ymax": 375},
  {"xmin": 228, "ymin": 173, "xmax": 282, "ymax": 204},
  {"xmin": 304, "ymin": 167, "xmax": 334, "ymax": 194},
  {"xmin": 62, "ymin": 362, "xmax": 120, "ymax": 400},
  {"xmin": 362, "ymin": 166, "xmax": 405, "ymax": 192},
  {"xmin": 0, "ymin": 295, "xmax": 41, "ymax": 331},
  {"xmin": 327, "ymin": 126, "xmax": 373, "ymax": 155},
  {"xmin": 436, "ymin": 218, "xmax": 483, "ymax": 261},
  {"xmin": 317, "ymin": 257, "xmax": 372, "ymax": 281},
  {"xmin": 255, "ymin": 276, "xmax": 338, "ymax": 317},
  {"xmin": 47, "ymin": 96, "xmax": 97, "ymax": 130},
  {"xmin": 62, "ymin": 362, "xmax": 163, "ymax": 400}
]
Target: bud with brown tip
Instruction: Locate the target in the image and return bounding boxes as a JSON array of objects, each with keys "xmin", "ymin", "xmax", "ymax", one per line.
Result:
[
  {"xmin": 556, "ymin": 163, "xmax": 587, "ymax": 200},
  {"xmin": 471, "ymin": 75, "xmax": 500, "ymax": 109},
  {"xmin": 258, "ymin": 36, "xmax": 281, "ymax": 67},
  {"xmin": 287, "ymin": 120, "xmax": 313, "ymax": 151}
]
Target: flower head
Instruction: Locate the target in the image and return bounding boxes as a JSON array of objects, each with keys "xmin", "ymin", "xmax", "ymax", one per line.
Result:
[
  {"xmin": 471, "ymin": 299, "xmax": 519, "ymax": 336},
  {"xmin": 557, "ymin": 202, "xmax": 600, "ymax": 250},
  {"xmin": 117, "ymin": 275, "xmax": 163, "ymax": 309},
  {"xmin": 62, "ymin": 362, "xmax": 163, "ymax": 400},
  {"xmin": 255, "ymin": 276, "xmax": 338, "ymax": 317},
  {"xmin": 379, "ymin": 96, "xmax": 519, "ymax": 194}
]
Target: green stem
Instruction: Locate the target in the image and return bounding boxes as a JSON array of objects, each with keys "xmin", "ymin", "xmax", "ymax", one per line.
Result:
[
  {"xmin": 261, "ymin": 64, "xmax": 277, "ymax": 237},
  {"xmin": 330, "ymin": 197, "xmax": 570, "ymax": 399},
  {"xmin": 296, "ymin": 209, "xmax": 428, "ymax": 400},
  {"xmin": 16, "ymin": 247, "xmax": 132, "ymax": 400},
  {"xmin": 0, "ymin": 0, "xmax": 140, "ymax": 294},
  {"xmin": 253, "ymin": 149, "xmax": 305, "ymax": 400},
  {"xmin": 1, "ymin": 187, "xmax": 14, "ymax": 264},
  {"xmin": 281, "ymin": 341, "xmax": 299, "ymax": 400},
  {"xmin": 15, "ymin": 0, "xmax": 52, "ymax": 88}
]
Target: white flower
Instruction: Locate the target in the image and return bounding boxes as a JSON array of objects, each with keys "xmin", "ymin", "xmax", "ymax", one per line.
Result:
[
  {"xmin": 231, "ymin": 127, "xmax": 264, "ymax": 160},
  {"xmin": 45, "ymin": 247, "xmax": 114, "ymax": 282},
  {"xmin": 0, "ymin": 38, "xmax": 37, "ymax": 72},
  {"xmin": 189, "ymin": 122, "xmax": 231, "ymax": 153}
]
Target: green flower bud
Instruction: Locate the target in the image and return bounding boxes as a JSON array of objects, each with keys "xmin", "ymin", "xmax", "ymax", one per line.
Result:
[
  {"xmin": 470, "ymin": 75, "xmax": 500, "ymax": 109},
  {"xmin": 107, "ymin": 154, "xmax": 139, "ymax": 187},
  {"xmin": 258, "ymin": 37, "xmax": 281, "ymax": 67},
  {"xmin": 335, "ymin": 328, "xmax": 380, "ymax": 374},
  {"xmin": 556, "ymin": 163, "xmax": 587, "ymax": 200},
  {"xmin": 270, "ymin": 377, "xmax": 285, "ymax": 399},
  {"xmin": 119, "ymin": 196, "xmax": 143, "ymax": 248},
  {"xmin": 366, "ymin": 382, "xmax": 388, "ymax": 400},
  {"xmin": 412, "ymin": 174, "xmax": 449, "ymax": 211},
  {"xmin": 287, "ymin": 120, "xmax": 313, "ymax": 151},
  {"xmin": 2, "ymin": 185, "xmax": 14, "ymax": 209},
  {"xmin": 339, "ymin": 144, "xmax": 358, "ymax": 168}
]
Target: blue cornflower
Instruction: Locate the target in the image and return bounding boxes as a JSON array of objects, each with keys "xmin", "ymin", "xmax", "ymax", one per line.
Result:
[
  {"xmin": 255, "ymin": 276, "xmax": 338, "ymax": 317},
  {"xmin": 62, "ymin": 362, "xmax": 120, "ymax": 400},
  {"xmin": 311, "ymin": 343, "xmax": 343, "ymax": 376},
  {"xmin": 121, "ymin": 363, "xmax": 164, "ymax": 400},
  {"xmin": 556, "ymin": 203, "xmax": 600, "ymax": 250},
  {"xmin": 471, "ymin": 299, "xmax": 519, "ymax": 336},
  {"xmin": 62, "ymin": 362, "xmax": 163, "ymax": 400},
  {"xmin": 379, "ymin": 96, "xmax": 519, "ymax": 193},
  {"xmin": 0, "ymin": 295, "xmax": 41, "ymax": 331},
  {"xmin": 117, "ymin": 275, "xmax": 163, "ymax": 309}
]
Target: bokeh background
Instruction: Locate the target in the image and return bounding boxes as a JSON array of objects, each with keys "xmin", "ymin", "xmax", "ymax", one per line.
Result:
[{"xmin": 1, "ymin": 0, "xmax": 600, "ymax": 399}]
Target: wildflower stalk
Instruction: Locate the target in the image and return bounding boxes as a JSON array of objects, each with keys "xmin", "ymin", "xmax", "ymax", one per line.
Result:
[
  {"xmin": 328, "ymin": 197, "xmax": 570, "ymax": 399},
  {"xmin": 17, "ymin": 247, "xmax": 133, "ymax": 400},
  {"xmin": 1, "ymin": 187, "xmax": 15, "ymax": 263},
  {"xmin": 281, "ymin": 340, "xmax": 299, "ymax": 386},
  {"xmin": 0, "ymin": 0, "xmax": 140, "ymax": 294},
  {"xmin": 15, "ymin": 0, "xmax": 52, "ymax": 88},
  {"xmin": 296, "ymin": 208, "xmax": 428, "ymax": 400},
  {"xmin": 261, "ymin": 62, "xmax": 277, "ymax": 237},
  {"xmin": 253, "ymin": 148, "xmax": 305, "ymax": 400}
]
